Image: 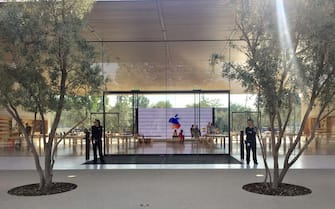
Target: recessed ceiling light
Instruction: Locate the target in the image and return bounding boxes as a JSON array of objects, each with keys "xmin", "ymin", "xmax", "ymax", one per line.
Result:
[
  {"xmin": 256, "ymin": 174, "xmax": 264, "ymax": 177},
  {"xmin": 67, "ymin": 175, "xmax": 77, "ymax": 178}
]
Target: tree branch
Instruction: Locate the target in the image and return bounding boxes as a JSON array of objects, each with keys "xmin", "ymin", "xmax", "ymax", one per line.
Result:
[
  {"xmin": 288, "ymin": 102, "xmax": 328, "ymax": 167},
  {"xmin": 320, "ymin": 107, "xmax": 335, "ymax": 121},
  {"xmin": 4, "ymin": 103, "xmax": 44, "ymax": 183},
  {"xmin": 49, "ymin": 37, "xmax": 68, "ymax": 144},
  {"xmin": 282, "ymin": 95, "xmax": 315, "ymax": 169},
  {"xmin": 276, "ymin": 95, "xmax": 293, "ymax": 151},
  {"xmin": 51, "ymin": 111, "xmax": 88, "ymax": 169}
]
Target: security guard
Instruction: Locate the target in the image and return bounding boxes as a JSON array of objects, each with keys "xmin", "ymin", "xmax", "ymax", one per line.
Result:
[
  {"xmin": 91, "ymin": 119, "xmax": 105, "ymax": 164},
  {"xmin": 245, "ymin": 119, "xmax": 258, "ymax": 165}
]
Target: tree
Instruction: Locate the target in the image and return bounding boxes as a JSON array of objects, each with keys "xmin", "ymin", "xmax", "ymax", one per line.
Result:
[
  {"xmin": 110, "ymin": 96, "xmax": 132, "ymax": 132},
  {"xmin": 186, "ymin": 96, "xmax": 222, "ymax": 108},
  {"xmin": 152, "ymin": 101, "xmax": 173, "ymax": 108},
  {"xmin": 57, "ymin": 96, "xmax": 90, "ymax": 129},
  {"xmin": 0, "ymin": 0, "xmax": 103, "ymax": 192},
  {"xmin": 186, "ymin": 96, "xmax": 227, "ymax": 131},
  {"xmin": 58, "ymin": 95, "xmax": 109, "ymax": 129},
  {"xmin": 89, "ymin": 96, "xmax": 106, "ymax": 113},
  {"xmin": 223, "ymin": 0, "xmax": 335, "ymax": 190},
  {"xmin": 137, "ymin": 96, "xmax": 150, "ymax": 108},
  {"xmin": 230, "ymin": 103, "xmax": 254, "ymax": 132}
]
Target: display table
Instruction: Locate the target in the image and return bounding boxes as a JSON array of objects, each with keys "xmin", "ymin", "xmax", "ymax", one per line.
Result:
[{"xmin": 204, "ymin": 134, "xmax": 229, "ymax": 148}]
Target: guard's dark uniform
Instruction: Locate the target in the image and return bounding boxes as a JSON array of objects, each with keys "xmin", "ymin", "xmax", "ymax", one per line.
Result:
[
  {"xmin": 245, "ymin": 127, "xmax": 258, "ymax": 164},
  {"xmin": 91, "ymin": 125, "xmax": 104, "ymax": 163}
]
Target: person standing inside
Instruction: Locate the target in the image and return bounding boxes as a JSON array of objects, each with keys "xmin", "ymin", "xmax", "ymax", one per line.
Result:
[
  {"xmin": 206, "ymin": 122, "xmax": 211, "ymax": 134},
  {"xmin": 91, "ymin": 119, "xmax": 104, "ymax": 163},
  {"xmin": 25, "ymin": 123, "xmax": 32, "ymax": 136},
  {"xmin": 245, "ymin": 119, "xmax": 258, "ymax": 165},
  {"xmin": 210, "ymin": 123, "xmax": 216, "ymax": 134},
  {"xmin": 190, "ymin": 124, "xmax": 195, "ymax": 138},
  {"xmin": 178, "ymin": 129, "xmax": 185, "ymax": 143},
  {"xmin": 194, "ymin": 125, "xmax": 201, "ymax": 141}
]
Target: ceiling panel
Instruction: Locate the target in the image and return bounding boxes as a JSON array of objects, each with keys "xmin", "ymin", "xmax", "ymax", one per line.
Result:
[
  {"xmin": 85, "ymin": 0, "xmax": 246, "ymax": 93},
  {"xmin": 102, "ymin": 42, "xmax": 167, "ymax": 63},
  {"xmin": 162, "ymin": 0, "xmax": 237, "ymax": 40},
  {"xmin": 87, "ymin": 0, "xmax": 162, "ymax": 41}
]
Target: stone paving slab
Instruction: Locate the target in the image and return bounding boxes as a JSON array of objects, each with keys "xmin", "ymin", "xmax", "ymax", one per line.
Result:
[{"xmin": 0, "ymin": 169, "xmax": 334, "ymax": 209}]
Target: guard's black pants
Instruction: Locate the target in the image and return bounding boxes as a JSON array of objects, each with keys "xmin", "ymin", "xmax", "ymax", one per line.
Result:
[
  {"xmin": 93, "ymin": 139, "xmax": 104, "ymax": 162},
  {"xmin": 246, "ymin": 140, "xmax": 257, "ymax": 164}
]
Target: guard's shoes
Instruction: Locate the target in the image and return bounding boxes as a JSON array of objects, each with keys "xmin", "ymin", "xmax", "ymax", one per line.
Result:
[{"xmin": 100, "ymin": 159, "xmax": 105, "ymax": 164}]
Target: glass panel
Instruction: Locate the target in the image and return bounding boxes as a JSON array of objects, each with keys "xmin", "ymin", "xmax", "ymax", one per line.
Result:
[
  {"xmin": 104, "ymin": 91, "xmax": 230, "ymax": 155},
  {"xmin": 107, "ymin": 94, "xmax": 133, "ymax": 134}
]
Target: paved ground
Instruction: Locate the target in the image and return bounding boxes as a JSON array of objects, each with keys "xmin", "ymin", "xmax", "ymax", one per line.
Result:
[
  {"xmin": 1, "ymin": 138, "xmax": 335, "ymax": 209},
  {"xmin": 2, "ymin": 154, "xmax": 335, "ymax": 170},
  {"xmin": 1, "ymin": 169, "xmax": 335, "ymax": 209}
]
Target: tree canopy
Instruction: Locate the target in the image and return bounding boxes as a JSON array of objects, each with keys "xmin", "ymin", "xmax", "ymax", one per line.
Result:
[
  {"xmin": 152, "ymin": 101, "xmax": 173, "ymax": 108},
  {"xmin": 222, "ymin": 0, "xmax": 335, "ymax": 190},
  {"xmin": 0, "ymin": 0, "xmax": 102, "ymax": 191}
]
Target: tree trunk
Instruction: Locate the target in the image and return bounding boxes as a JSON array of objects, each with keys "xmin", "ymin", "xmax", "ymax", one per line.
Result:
[
  {"xmin": 4, "ymin": 105, "xmax": 47, "ymax": 191},
  {"xmin": 272, "ymin": 149, "xmax": 280, "ymax": 189},
  {"xmin": 278, "ymin": 164, "xmax": 290, "ymax": 184},
  {"xmin": 44, "ymin": 142, "xmax": 53, "ymax": 190},
  {"xmin": 270, "ymin": 112, "xmax": 280, "ymax": 190}
]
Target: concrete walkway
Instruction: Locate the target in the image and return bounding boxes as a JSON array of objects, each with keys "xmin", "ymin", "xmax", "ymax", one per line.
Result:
[{"xmin": 1, "ymin": 169, "xmax": 334, "ymax": 209}]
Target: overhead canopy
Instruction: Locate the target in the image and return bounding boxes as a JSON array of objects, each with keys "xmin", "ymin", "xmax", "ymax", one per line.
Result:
[{"xmin": 84, "ymin": 0, "xmax": 247, "ymax": 93}]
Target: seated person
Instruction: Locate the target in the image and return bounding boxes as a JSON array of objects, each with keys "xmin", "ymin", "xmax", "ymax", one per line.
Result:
[{"xmin": 179, "ymin": 129, "xmax": 185, "ymax": 143}]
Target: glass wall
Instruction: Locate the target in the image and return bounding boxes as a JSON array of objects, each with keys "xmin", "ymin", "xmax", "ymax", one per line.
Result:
[{"xmin": 103, "ymin": 90, "xmax": 230, "ymax": 155}]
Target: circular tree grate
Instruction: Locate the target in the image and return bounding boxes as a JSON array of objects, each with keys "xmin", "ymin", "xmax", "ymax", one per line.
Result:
[
  {"xmin": 8, "ymin": 182, "xmax": 77, "ymax": 196},
  {"xmin": 242, "ymin": 182, "xmax": 312, "ymax": 196}
]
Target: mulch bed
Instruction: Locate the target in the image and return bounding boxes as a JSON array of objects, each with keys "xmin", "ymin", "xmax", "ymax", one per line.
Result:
[
  {"xmin": 242, "ymin": 182, "xmax": 312, "ymax": 196},
  {"xmin": 8, "ymin": 182, "xmax": 77, "ymax": 196}
]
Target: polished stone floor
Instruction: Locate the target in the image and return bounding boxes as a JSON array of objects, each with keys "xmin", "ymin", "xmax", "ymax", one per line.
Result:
[{"xmin": 0, "ymin": 136, "xmax": 335, "ymax": 170}]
